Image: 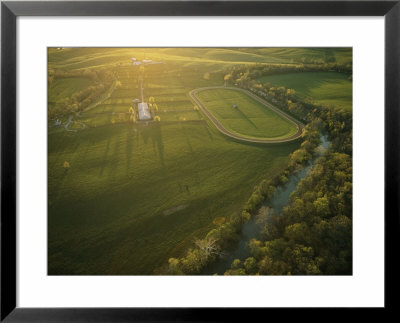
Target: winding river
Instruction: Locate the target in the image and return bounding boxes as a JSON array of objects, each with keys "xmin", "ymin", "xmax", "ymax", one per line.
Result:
[{"xmin": 202, "ymin": 136, "xmax": 330, "ymax": 275}]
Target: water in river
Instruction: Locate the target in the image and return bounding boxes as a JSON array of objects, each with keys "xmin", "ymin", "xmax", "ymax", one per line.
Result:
[{"xmin": 202, "ymin": 136, "xmax": 329, "ymax": 275}]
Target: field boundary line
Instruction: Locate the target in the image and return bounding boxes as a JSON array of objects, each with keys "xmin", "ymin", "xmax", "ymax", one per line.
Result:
[
  {"xmin": 189, "ymin": 86, "xmax": 304, "ymax": 144},
  {"xmin": 82, "ymin": 78, "xmax": 119, "ymax": 113},
  {"xmin": 63, "ymin": 79, "xmax": 119, "ymax": 132}
]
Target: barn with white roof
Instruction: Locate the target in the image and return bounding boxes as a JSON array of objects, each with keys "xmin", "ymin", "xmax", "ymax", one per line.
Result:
[{"xmin": 138, "ymin": 102, "xmax": 151, "ymax": 120}]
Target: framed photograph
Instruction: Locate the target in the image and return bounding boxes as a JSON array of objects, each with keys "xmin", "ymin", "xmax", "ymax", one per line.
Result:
[{"xmin": 1, "ymin": 0, "xmax": 398, "ymax": 320}]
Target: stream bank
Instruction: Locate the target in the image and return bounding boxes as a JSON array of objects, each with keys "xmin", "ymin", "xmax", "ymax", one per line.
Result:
[{"xmin": 202, "ymin": 136, "xmax": 330, "ymax": 275}]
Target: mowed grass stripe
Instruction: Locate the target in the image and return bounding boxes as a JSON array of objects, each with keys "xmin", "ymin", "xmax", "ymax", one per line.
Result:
[{"xmin": 194, "ymin": 88, "xmax": 299, "ymax": 141}]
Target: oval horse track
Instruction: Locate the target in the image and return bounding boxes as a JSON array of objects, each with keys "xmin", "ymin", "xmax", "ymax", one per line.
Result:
[{"xmin": 189, "ymin": 86, "xmax": 304, "ymax": 144}]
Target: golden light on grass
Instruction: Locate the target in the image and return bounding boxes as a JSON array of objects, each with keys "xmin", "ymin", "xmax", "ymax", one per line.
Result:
[{"xmin": 213, "ymin": 216, "xmax": 226, "ymax": 226}]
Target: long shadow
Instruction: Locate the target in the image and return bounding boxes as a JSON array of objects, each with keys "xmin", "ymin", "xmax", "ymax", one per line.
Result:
[
  {"xmin": 141, "ymin": 123, "xmax": 165, "ymax": 167},
  {"xmin": 126, "ymin": 124, "xmax": 135, "ymax": 173},
  {"xmin": 196, "ymin": 110, "xmax": 214, "ymax": 141},
  {"xmin": 49, "ymin": 170, "xmax": 69, "ymax": 206},
  {"xmin": 74, "ymin": 141, "xmax": 90, "ymax": 168},
  {"xmin": 152, "ymin": 123, "xmax": 165, "ymax": 168},
  {"xmin": 109, "ymin": 132, "xmax": 121, "ymax": 178},
  {"xmin": 234, "ymin": 106, "xmax": 258, "ymax": 129},
  {"xmin": 203, "ymin": 123, "xmax": 214, "ymax": 141},
  {"xmin": 180, "ymin": 123, "xmax": 193, "ymax": 153},
  {"xmin": 71, "ymin": 142, "xmax": 81, "ymax": 153},
  {"xmin": 141, "ymin": 124, "xmax": 150, "ymax": 145},
  {"xmin": 98, "ymin": 136, "xmax": 111, "ymax": 177}
]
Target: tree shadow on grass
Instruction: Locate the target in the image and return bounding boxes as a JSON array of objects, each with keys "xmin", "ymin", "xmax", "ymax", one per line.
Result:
[
  {"xmin": 109, "ymin": 133, "xmax": 121, "ymax": 178},
  {"xmin": 202, "ymin": 123, "xmax": 214, "ymax": 141},
  {"xmin": 125, "ymin": 124, "xmax": 136, "ymax": 174},
  {"xmin": 180, "ymin": 123, "xmax": 193, "ymax": 154},
  {"xmin": 234, "ymin": 106, "xmax": 258, "ymax": 129},
  {"xmin": 48, "ymin": 169, "xmax": 69, "ymax": 206},
  {"xmin": 141, "ymin": 123, "xmax": 165, "ymax": 168},
  {"xmin": 98, "ymin": 136, "xmax": 111, "ymax": 177}
]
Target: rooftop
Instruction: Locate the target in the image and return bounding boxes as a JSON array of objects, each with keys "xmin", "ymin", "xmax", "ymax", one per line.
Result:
[{"xmin": 138, "ymin": 102, "xmax": 151, "ymax": 120}]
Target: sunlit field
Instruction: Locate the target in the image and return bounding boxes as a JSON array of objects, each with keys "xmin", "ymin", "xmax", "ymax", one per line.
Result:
[
  {"xmin": 48, "ymin": 47, "xmax": 351, "ymax": 275},
  {"xmin": 257, "ymin": 72, "xmax": 352, "ymax": 111},
  {"xmin": 195, "ymin": 88, "xmax": 298, "ymax": 140}
]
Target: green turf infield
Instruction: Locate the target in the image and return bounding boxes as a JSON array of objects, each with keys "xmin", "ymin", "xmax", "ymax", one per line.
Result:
[
  {"xmin": 48, "ymin": 47, "xmax": 351, "ymax": 275},
  {"xmin": 195, "ymin": 88, "xmax": 299, "ymax": 140}
]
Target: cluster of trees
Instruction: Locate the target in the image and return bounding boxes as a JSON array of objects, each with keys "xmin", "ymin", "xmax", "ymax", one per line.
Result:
[
  {"xmin": 224, "ymin": 152, "xmax": 352, "ymax": 275},
  {"xmin": 160, "ymin": 63, "xmax": 352, "ymax": 276},
  {"xmin": 165, "ymin": 211, "xmax": 252, "ymax": 275},
  {"xmin": 224, "ymin": 61, "xmax": 352, "ymax": 87},
  {"xmin": 148, "ymin": 97, "xmax": 161, "ymax": 121},
  {"xmin": 244, "ymin": 122, "xmax": 322, "ymax": 216},
  {"xmin": 222, "ymin": 66, "xmax": 353, "ymax": 275},
  {"xmin": 162, "ymin": 121, "xmax": 323, "ymax": 275},
  {"xmin": 49, "ymin": 67, "xmax": 114, "ymax": 85},
  {"xmin": 49, "ymin": 68, "xmax": 117, "ymax": 119},
  {"xmin": 241, "ymin": 78, "xmax": 352, "ymax": 156}
]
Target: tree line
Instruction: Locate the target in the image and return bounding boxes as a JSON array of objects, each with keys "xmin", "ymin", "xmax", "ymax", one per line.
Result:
[
  {"xmin": 224, "ymin": 151, "xmax": 352, "ymax": 275},
  {"xmin": 223, "ymin": 66, "xmax": 353, "ymax": 275},
  {"xmin": 159, "ymin": 64, "xmax": 352, "ymax": 275},
  {"xmin": 48, "ymin": 68, "xmax": 117, "ymax": 119},
  {"xmin": 224, "ymin": 61, "xmax": 352, "ymax": 86},
  {"xmin": 161, "ymin": 121, "xmax": 324, "ymax": 275}
]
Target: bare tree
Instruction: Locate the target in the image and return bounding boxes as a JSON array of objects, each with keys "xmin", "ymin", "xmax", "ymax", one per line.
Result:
[{"xmin": 195, "ymin": 238, "xmax": 224, "ymax": 259}]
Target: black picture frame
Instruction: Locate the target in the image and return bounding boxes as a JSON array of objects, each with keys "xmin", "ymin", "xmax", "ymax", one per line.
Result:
[{"xmin": 1, "ymin": 0, "xmax": 399, "ymax": 321}]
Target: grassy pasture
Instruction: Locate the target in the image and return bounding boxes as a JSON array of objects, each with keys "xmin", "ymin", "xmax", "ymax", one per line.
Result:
[
  {"xmin": 49, "ymin": 122, "xmax": 298, "ymax": 275},
  {"xmin": 49, "ymin": 77, "xmax": 93, "ymax": 102},
  {"xmin": 196, "ymin": 88, "xmax": 298, "ymax": 140},
  {"xmin": 258, "ymin": 72, "xmax": 352, "ymax": 110},
  {"xmin": 48, "ymin": 47, "xmax": 351, "ymax": 275},
  {"xmin": 48, "ymin": 47, "xmax": 352, "ymax": 72},
  {"xmin": 48, "ymin": 77, "xmax": 93, "ymax": 114},
  {"xmin": 244, "ymin": 47, "xmax": 352, "ymax": 65}
]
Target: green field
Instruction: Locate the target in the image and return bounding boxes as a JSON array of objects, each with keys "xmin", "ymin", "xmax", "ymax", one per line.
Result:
[
  {"xmin": 49, "ymin": 77, "xmax": 93, "ymax": 102},
  {"xmin": 48, "ymin": 48, "xmax": 304, "ymax": 275},
  {"xmin": 48, "ymin": 77, "xmax": 93, "ymax": 114},
  {"xmin": 196, "ymin": 88, "xmax": 298, "ymax": 140},
  {"xmin": 48, "ymin": 47, "xmax": 352, "ymax": 71},
  {"xmin": 258, "ymin": 72, "xmax": 352, "ymax": 110},
  {"xmin": 49, "ymin": 123, "xmax": 298, "ymax": 275},
  {"xmin": 48, "ymin": 47, "xmax": 351, "ymax": 275},
  {"xmin": 246, "ymin": 47, "xmax": 352, "ymax": 65}
]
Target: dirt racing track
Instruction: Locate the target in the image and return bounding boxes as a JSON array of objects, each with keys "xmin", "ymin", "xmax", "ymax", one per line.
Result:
[{"xmin": 189, "ymin": 86, "xmax": 304, "ymax": 144}]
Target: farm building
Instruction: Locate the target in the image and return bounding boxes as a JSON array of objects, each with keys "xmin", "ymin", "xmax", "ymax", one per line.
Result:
[{"xmin": 138, "ymin": 102, "xmax": 151, "ymax": 120}]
